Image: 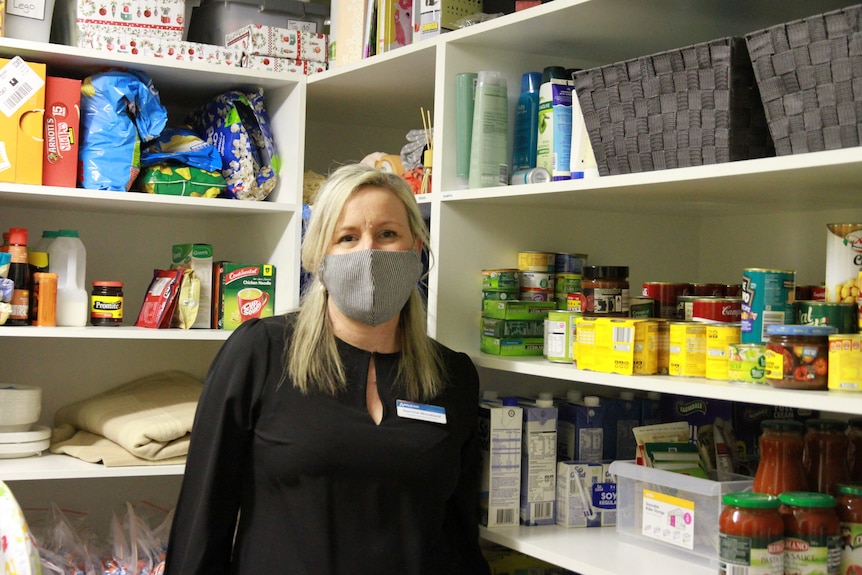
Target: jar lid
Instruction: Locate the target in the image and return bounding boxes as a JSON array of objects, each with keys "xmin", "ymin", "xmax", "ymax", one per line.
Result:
[
  {"xmin": 722, "ymin": 492, "xmax": 781, "ymax": 509},
  {"xmin": 805, "ymin": 418, "xmax": 848, "ymax": 432},
  {"xmin": 766, "ymin": 324, "xmax": 837, "ymax": 337},
  {"xmin": 778, "ymin": 491, "xmax": 837, "ymax": 508},
  {"xmin": 582, "ymin": 265, "xmax": 629, "ymax": 279},
  {"xmin": 93, "ymin": 281, "xmax": 124, "ymax": 287},
  {"xmin": 836, "ymin": 484, "xmax": 862, "ymax": 497},
  {"xmin": 760, "ymin": 419, "xmax": 805, "ymax": 432}
]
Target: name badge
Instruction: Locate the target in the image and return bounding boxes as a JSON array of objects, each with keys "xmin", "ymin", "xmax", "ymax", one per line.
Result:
[{"xmin": 396, "ymin": 400, "xmax": 447, "ymax": 424}]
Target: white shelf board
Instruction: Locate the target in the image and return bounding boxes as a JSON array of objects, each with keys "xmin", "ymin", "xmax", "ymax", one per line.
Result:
[
  {"xmin": 0, "ymin": 452, "xmax": 184, "ymax": 480},
  {"xmin": 0, "ymin": 326, "xmax": 231, "ymax": 340},
  {"xmin": 471, "ymin": 352, "xmax": 862, "ymax": 416},
  {"xmin": 481, "ymin": 525, "xmax": 712, "ymax": 575}
]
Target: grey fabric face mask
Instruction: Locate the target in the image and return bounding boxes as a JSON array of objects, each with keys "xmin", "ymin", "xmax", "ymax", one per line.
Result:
[{"xmin": 319, "ymin": 249, "xmax": 424, "ymax": 326}]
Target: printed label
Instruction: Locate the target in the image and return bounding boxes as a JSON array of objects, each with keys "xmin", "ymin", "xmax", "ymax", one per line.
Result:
[
  {"xmin": 641, "ymin": 489, "xmax": 695, "ymax": 550},
  {"xmin": 719, "ymin": 533, "xmax": 784, "ymax": 575}
]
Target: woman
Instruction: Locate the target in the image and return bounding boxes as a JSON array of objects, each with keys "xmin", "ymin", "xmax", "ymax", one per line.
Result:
[{"xmin": 164, "ymin": 164, "xmax": 491, "ymax": 575}]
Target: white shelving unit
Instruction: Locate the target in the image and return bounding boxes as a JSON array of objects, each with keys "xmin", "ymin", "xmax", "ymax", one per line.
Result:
[{"xmin": 2, "ymin": 0, "xmax": 861, "ymax": 572}]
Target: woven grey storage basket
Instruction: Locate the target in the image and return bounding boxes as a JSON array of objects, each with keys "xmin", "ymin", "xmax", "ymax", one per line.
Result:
[
  {"xmin": 572, "ymin": 37, "xmax": 774, "ymax": 176},
  {"xmin": 745, "ymin": 4, "xmax": 862, "ymax": 155}
]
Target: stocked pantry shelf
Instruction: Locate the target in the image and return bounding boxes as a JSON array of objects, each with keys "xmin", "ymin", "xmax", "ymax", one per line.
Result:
[
  {"xmin": 0, "ymin": 326, "xmax": 231, "ymax": 340},
  {"xmin": 439, "ymin": 149, "xmax": 862, "ymax": 216},
  {"xmin": 470, "ymin": 353, "xmax": 862, "ymax": 416},
  {"xmin": 480, "ymin": 525, "xmax": 712, "ymax": 575}
]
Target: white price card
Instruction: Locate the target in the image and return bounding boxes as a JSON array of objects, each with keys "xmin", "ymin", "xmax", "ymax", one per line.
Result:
[
  {"xmin": 6, "ymin": 0, "xmax": 48, "ymax": 20},
  {"xmin": 0, "ymin": 56, "xmax": 45, "ymax": 118}
]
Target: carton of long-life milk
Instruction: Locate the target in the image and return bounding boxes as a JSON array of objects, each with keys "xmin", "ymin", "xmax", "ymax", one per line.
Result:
[
  {"xmin": 478, "ymin": 398, "xmax": 522, "ymax": 528},
  {"xmin": 518, "ymin": 397, "xmax": 557, "ymax": 526},
  {"xmin": 556, "ymin": 461, "xmax": 616, "ymax": 528}
]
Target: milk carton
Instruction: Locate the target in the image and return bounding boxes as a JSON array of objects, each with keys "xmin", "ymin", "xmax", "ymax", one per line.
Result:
[
  {"xmin": 478, "ymin": 398, "xmax": 522, "ymax": 528},
  {"xmin": 556, "ymin": 461, "xmax": 616, "ymax": 528},
  {"xmin": 556, "ymin": 394, "xmax": 603, "ymax": 462},
  {"xmin": 518, "ymin": 396, "xmax": 557, "ymax": 526}
]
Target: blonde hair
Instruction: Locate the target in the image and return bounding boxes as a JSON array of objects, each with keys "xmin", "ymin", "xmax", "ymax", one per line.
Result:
[{"xmin": 287, "ymin": 164, "xmax": 444, "ymax": 401}]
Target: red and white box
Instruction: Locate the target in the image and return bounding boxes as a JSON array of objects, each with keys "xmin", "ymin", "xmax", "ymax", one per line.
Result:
[
  {"xmin": 226, "ymin": 25, "xmax": 328, "ymax": 63},
  {"xmin": 42, "ymin": 77, "xmax": 82, "ymax": 188},
  {"xmin": 240, "ymin": 54, "xmax": 327, "ymax": 75},
  {"xmin": 75, "ymin": 0, "xmax": 185, "ymax": 40}
]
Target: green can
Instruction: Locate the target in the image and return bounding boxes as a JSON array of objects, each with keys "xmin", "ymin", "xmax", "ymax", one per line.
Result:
[
  {"xmin": 482, "ymin": 269, "xmax": 520, "ymax": 291},
  {"xmin": 554, "ymin": 273, "xmax": 582, "ymax": 296},
  {"xmin": 629, "ymin": 297, "xmax": 655, "ymax": 319},
  {"xmin": 795, "ymin": 300, "xmax": 858, "ymax": 334}
]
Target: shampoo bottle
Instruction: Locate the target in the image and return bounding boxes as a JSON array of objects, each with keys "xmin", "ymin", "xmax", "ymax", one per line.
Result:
[
  {"xmin": 536, "ymin": 66, "xmax": 573, "ymax": 181},
  {"xmin": 511, "ymin": 71, "xmax": 542, "ymax": 173},
  {"xmin": 468, "ymin": 70, "xmax": 509, "ymax": 188},
  {"xmin": 455, "ymin": 72, "xmax": 478, "ymax": 189}
]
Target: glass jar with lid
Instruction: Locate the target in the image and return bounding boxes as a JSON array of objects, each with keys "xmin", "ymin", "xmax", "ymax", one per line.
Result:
[
  {"xmin": 778, "ymin": 491, "xmax": 841, "ymax": 575},
  {"xmin": 719, "ymin": 492, "xmax": 784, "ymax": 575},
  {"xmin": 581, "ymin": 265, "xmax": 629, "ymax": 317},
  {"xmin": 804, "ymin": 419, "xmax": 850, "ymax": 496},
  {"xmin": 753, "ymin": 419, "xmax": 809, "ymax": 496},
  {"xmin": 764, "ymin": 324, "xmax": 836, "ymax": 390},
  {"xmin": 848, "ymin": 419, "xmax": 862, "ymax": 482},
  {"xmin": 835, "ymin": 484, "xmax": 862, "ymax": 575}
]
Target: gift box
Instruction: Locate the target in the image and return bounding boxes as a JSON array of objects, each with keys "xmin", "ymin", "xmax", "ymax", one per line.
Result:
[
  {"xmin": 240, "ymin": 53, "xmax": 327, "ymax": 75},
  {"xmin": 226, "ymin": 24, "xmax": 328, "ymax": 63}
]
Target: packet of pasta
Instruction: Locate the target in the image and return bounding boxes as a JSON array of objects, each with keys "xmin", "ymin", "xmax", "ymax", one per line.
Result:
[{"xmin": 172, "ymin": 269, "xmax": 201, "ymax": 330}]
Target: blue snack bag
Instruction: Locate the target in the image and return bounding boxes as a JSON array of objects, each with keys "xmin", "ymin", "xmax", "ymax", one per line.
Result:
[{"xmin": 78, "ymin": 69, "xmax": 168, "ymax": 191}]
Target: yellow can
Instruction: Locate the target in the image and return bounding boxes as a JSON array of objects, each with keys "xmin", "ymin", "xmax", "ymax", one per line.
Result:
[
  {"xmin": 705, "ymin": 322, "xmax": 741, "ymax": 380},
  {"xmin": 828, "ymin": 334, "xmax": 862, "ymax": 391},
  {"xmin": 668, "ymin": 321, "xmax": 706, "ymax": 377},
  {"xmin": 518, "ymin": 251, "xmax": 555, "ymax": 272}
]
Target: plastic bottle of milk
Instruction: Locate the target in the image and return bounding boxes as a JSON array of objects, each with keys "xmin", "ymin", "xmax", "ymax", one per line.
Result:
[{"xmin": 48, "ymin": 229, "xmax": 88, "ymax": 327}]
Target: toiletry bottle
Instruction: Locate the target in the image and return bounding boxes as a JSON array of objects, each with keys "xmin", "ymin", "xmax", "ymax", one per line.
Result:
[
  {"xmin": 455, "ymin": 72, "xmax": 478, "ymax": 189},
  {"xmin": 511, "ymin": 71, "xmax": 542, "ymax": 173},
  {"xmin": 468, "ymin": 70, "xmax": 509, "ymax": 188}
]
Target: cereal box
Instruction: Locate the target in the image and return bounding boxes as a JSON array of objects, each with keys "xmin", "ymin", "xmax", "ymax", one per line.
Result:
[
  {"xmin": 42, "ymin": 77, "xmax": 82, "ymax": 188},
  {"xmin": 215, "ymin": 262, "xmax": 276, "ymax": 330}
]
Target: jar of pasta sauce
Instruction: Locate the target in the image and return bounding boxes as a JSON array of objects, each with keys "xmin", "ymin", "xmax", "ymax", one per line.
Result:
[
  {"xmin": 765, "ymin": 324, "xmax": 836, "ymax": 390},
  {"xmin": 719, "ymin": 492, "xmax": 784, "ymax": 575},
  {"xmin": 753, "ymin": 419, "xmax": 809, "ymax": 496},
  {"xmin": 778, "ymin": 491, "xmax": 841, "ymax": 575},
  {"xmin": 835, "ymin": 484, "xmax": 862, "ymax": 575},
  {"xmin": 803, "ymin": 419, "xmax": 850, "ymax": 496},
  {"xmin": 848, "ymin": 419, "xmax": 862, "ymax": 482},
  {"xmin": 581, "ymin": 266, "xmax": 629, "ymax": 317}
]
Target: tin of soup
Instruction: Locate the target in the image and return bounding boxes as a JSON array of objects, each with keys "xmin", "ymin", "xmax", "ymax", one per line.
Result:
[
  {"xmin": 705, "ymin": 322, "xmax": 741, "ymax": 380},
  {"xmin": 692, "ymin": 297, "xmax": 742, "ymax": 324},
  {"xmin": 668, "ymin": 321, "xmax": 706, "ymax": 377},
  {"xmin": 629, "ymin": 297, "xmax": 655, "ymax": 319},
  {"xmin": 740, "ymin": 268, "xmax": 796, "ymax": 344},
  {"xmin": 795, "ymin": 300, "xmax": 858, "ymax": 334},
  {"xmin": 554, "ymin": 273, "xmax": 581, "ymax": 296},
  {"xmin": 518, "ymin": 251, "xmax": 555, "ymax": 272},
  {"xmin": 643, "ymin": 282, "xmax": 690, "ymax": 319}
]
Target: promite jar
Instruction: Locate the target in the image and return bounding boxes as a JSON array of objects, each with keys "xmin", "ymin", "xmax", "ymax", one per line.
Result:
[
  {"xmin": 91, "ymin": 281, "xmax": 124, "ymax": 326},
  {"xmin": 719, "ymin": 492, "xmax": 784, "ymax": 575}
]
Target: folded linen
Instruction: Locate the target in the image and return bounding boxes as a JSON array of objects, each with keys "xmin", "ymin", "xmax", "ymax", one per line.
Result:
[{"xmin": 50, "ymin": 370, "xmax": 202, "ymax": 466}]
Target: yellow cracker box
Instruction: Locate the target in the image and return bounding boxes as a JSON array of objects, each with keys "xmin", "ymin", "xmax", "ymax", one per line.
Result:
[{"xmin": 0, "ymin": 57, "xmax": 46, "ymax": 185}]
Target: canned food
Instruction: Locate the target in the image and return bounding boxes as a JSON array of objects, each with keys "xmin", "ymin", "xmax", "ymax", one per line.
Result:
[
  {"xmin": 741, "ymin": 268, "xmax": 796, "ymax": 344},
  {"xmin": 728, "ymin": 343, "xmax": 767, "ymax": 383},
  {"xmin": 642, "ymin": 282, "xmax": 690, "ymax": 319},
  {"xmin": 795, "ymin": 300, "xmax": 858, "ymax": 334},
  {"xmin": 582, "ymin": 266, "xmax": 629, "ymax": 316},
  {"xmin": 544, "ymin": 310, "xmax": 580, "ymax": 363},
  {"xmin": 520, "ymin": 288, "xmax": 553, "ymax": 301},
  {"xmin": 765, "ymin": 324, "xmax": 836, "ymax": 390},
  {"xmin": 566, "ymin": 293, "xmax": 583, "ymax": 312},
  {"xmin": 518, "ymin": 251, "xmax": 555, "ymax": 272},
  {"xmin": 692, "ymin": 297, "xmax": 742, "ymax": 323},
  {"xmin": 668, "ymin": 321, "xmax": 706, "ymax": 377},
  {"xmin": 677, "ymin": 295, "xmax": 698, "ymax": 321},
  {"xmin": 705, "ymin": 322, "xmax": 741, "ymax": 380},
  {"xmin": 825, "ymin": 223, "xmax": 862, "ymax": 303},
  {"xmin": 554, "ymin": 273, "xmax": 582, "ymax": 297},
  {"xmin": 828, "ymin": 334, "xmax": 862, "ymax": 391},
  {"xmin": 691, "ymin": 283, "xmax": 725, "ymax": 297},
  {"xmin": 629, "ymin": 297, "xmax": 655, "ymax": 319},
  {"xmin": 482, "ymin": 290, "xmax": 519, "ymax": 304},
  {"xmin": 554, "ymin": 253, "xmax": 588, "ymax": 274},
  {"xmin": 520, "ymin": 271, "xmax": 554, "ymax": 290},
  {"xmin": 482, "ymin": 269, "xmax": 520, "ymax": 291}
]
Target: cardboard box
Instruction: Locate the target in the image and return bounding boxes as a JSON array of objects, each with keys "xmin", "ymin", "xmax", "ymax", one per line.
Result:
[
  {"xmin": 215, "ymin": 262, "xmax": 276, "ymax": 330},
  {"xmin": 518, "ymin": 399, "xmax": 557, "ymax": 526},
  {"xmin": 42, "ymin": 77, "xmax": 82, "ymax": 188},
  {"xmin": 482, "ymin": 299, "xmax": 555, "ymax": 320},
  {"xmin": 74, "ymin": 0, "xmax": 185, "ymax": 40},
  {"xmin": 0, "ymin": 57, "xmax": 46, "ymax": 185},
  {"xmin": 482, "ymin": 317, "xmax": 545, "ymax": 338},
  {"xmin": 478, "ymin": 400, "xmax": 522, "ymax": 528},
  {"xmin": 480, "ymin": 335, "xmax": 544, "ymax": 356},
  {"xmin": 240, "ymin": 53, "xmax": 328, "ymax": 75},
  {"xmin": 226, "ymin": 25, "xmax": 329, "ymax": 63},
  {"xmin": 610, "ymin": 459, "xmax": 752, "ymax": 567},
  {"xmin": 172, "ymin": 244, "xmax": 213, "ymax": 329}
]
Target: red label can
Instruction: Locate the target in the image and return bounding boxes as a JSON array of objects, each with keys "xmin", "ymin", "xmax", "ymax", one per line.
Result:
[
  {"xmin": 642, "ymin": 282, "xmax": 690, "ymax": 319},
  {"xmin": 691, "ymin": 283, "xmax": 725, "ymax": 297},
  {"xmin": 692, "ymin": 297, "xmax": 742, "ymax": 323}
]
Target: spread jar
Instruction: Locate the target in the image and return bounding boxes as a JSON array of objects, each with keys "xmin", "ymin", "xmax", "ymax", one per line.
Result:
[
  {"xmin": 581, "ymin": 265, "xmax": 629, "ymax": 317},
  {"xmin": 764, "ymin": 324, "xmax": 836, "ymax": 390}
]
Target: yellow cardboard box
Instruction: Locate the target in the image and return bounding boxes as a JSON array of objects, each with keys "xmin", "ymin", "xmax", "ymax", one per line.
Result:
[{"xmin": 0, "ymin": 57, "xmax": 46, "ymax": 185}]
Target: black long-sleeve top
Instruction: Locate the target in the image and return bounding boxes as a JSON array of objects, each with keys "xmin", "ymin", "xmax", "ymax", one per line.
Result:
[{"xmin": 164, "ymin": 314, "xmax": 491, "ymax": 575}]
